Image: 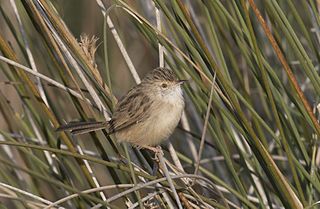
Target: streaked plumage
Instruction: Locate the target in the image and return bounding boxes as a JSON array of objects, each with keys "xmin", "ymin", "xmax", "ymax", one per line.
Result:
[{"xmin": 57, "ymin": 67, "xmax": 185, "ymax": 147}]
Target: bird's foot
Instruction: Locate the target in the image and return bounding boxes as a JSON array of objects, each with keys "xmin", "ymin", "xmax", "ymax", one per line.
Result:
[
  {"xmin": 141, "ymin": 145, "xmax": 163, "ymax": 154},
  {"xmin": 139, "ymin": 145, "xmax": 163, "ymax": 175}
]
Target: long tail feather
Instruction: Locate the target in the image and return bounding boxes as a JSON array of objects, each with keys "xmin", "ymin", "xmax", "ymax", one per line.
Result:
[
  {"xmin": 71, "ymin": 125, "xmax": 107, "ymax": 135},
  {"xmin": 57, "ymin": 121, "xmax": 107, "ymax": 135}
]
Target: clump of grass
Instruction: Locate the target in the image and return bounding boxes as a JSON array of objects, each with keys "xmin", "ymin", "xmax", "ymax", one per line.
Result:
[{"xmin": 0, "ymin": 0, "xmax": 319, "ymax": 208}]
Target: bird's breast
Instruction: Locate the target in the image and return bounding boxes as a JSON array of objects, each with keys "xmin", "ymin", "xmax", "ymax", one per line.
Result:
[
  {"xmin": 115, "ymin": 95, "xmax": 184, "ymax": 146},
  {"xmin": 143, "ymin": 98, "xmax": 184, "ymax": 145}
]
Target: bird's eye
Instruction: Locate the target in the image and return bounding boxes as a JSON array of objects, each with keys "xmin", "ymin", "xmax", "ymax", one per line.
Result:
[{"xmin": 161, "ymin": 83, "xmax": 168, "ymax": 88}]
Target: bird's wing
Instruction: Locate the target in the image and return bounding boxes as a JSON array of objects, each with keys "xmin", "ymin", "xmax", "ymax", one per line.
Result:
[{"xmin": 108, "ymin": 88, "xmax": 152, "ymax": 134}]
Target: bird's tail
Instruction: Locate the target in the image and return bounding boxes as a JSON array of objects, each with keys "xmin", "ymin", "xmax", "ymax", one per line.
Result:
[{"xmin": 56, "ymin": 121, "xmax": 108, "ymax": 135}]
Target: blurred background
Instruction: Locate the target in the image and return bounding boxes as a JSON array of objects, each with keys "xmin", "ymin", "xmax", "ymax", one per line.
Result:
[
  {"xmin": 0, "ymin": 0, "xmax": 319, "ymax": 208},
  {"xmin": 0, "ymin": 0, "xmax": 159, "ymax": 115}
]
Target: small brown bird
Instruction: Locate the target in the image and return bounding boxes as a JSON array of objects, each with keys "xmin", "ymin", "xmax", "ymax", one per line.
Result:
[{"xmin": 57, "ymin": 67, "xmax": 186, "ymax": 151}]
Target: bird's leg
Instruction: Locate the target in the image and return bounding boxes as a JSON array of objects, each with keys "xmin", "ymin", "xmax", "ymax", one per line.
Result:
[
  {"xmin": 141, "ymin": 145, "xmax": 162, "ymax": 154},
  {"xmin": 140, "ymin": 145, "xmax": 163, "ymax": 175}
]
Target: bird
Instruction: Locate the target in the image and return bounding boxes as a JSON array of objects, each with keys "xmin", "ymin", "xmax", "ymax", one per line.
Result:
[{"xmin": 57, "ymin": 67, "xmax": 186, "ymax": 152}]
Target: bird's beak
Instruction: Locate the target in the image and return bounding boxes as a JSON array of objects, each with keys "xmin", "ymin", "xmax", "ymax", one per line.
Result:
[{"xmin": 177, "ymin": 79, "xmax": 188, "ymax": 85}]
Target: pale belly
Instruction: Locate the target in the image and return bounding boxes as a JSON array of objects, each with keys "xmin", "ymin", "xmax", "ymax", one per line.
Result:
[{"xmin": 115, "ymin": 101, "xmax": 184, "ymax": 146}]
